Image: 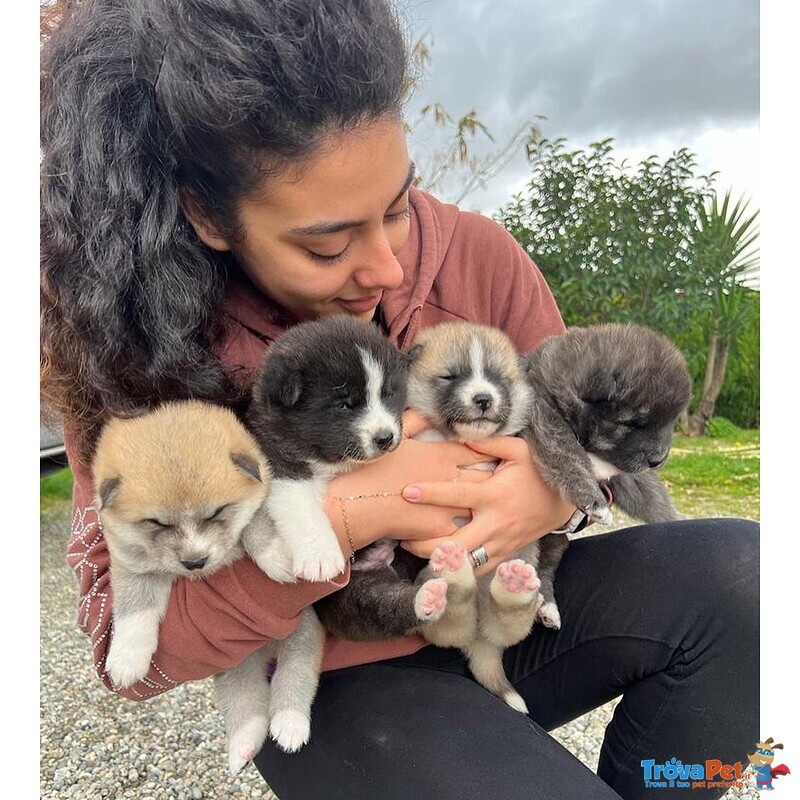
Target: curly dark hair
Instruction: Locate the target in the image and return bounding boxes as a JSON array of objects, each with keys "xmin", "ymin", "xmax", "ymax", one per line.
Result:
[{"xmin": 40, "ymin": 0, "xmax": 409, "ymax": 462}]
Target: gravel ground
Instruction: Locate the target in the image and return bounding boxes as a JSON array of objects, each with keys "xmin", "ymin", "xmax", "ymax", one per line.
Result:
[{"xmin": 41, "ymin": 505, "xmax": 751, "ymax": 799}]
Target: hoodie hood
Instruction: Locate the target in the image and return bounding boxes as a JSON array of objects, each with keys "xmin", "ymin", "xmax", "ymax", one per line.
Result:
[{"xmin": 381, "ymin": 186, "xmax": 461, "ymax": 349}]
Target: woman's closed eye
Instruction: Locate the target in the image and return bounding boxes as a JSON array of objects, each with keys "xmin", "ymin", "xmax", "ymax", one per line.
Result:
[
  {"xmin": 307, "ymin": 245, "xmax": 351, "ymax": 265},
  {"xmin": 305, "ymin": 206, "xmax": 411, "ymax": 265}
]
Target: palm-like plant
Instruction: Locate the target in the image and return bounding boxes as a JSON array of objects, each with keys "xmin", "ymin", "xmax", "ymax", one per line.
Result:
[{"xmin": 687, "ymin": 190, "xmax": 760, "ymax": 435}]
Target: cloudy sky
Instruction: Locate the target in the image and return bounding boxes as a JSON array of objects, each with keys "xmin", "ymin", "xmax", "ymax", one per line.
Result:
[{"xmin": 399, "ymin": 0, "xmax": 759, "ymax": 216}]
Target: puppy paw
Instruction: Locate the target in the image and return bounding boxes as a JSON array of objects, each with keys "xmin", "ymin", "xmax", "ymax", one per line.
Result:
[
  {"xmin": 536, "ymin": 600, "xmax": 562, "ymax": 630},
  {"xmin": 269, "ymin": 709, "xmax": 311, "ymax": 753},
  {"xmin": 430, "ymin": 540, "xmax": 475, "ymax": 588},
  {"xmin": 414, "ymin": 578, "xmax": 448, "ymax": 622},
  {"xmin": 251, "ymin": 539, "xmax": 296, "ymax": 583},
  {"xmin": 490, "ymin": 560, "xmax": 541, "ymax": 608},
  {"xmin": 585, "ymin": 500, "xmax": 613, "ymax": 526},
  {"xmin": 292, "ymin": 542, "xmax": 346, "ymax": 582},
  {"xmin": 227, "ymin": 715, "xmax": 270, "ymax": 775},
  {"xmin": 106, "ymin": 636, "xmax": 155, "ymax": 688}
]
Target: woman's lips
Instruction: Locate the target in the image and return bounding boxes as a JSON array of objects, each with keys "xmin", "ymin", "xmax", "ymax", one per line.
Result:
[{"xmin": 337, "ymin": 293, "xmax": 382, "ymax": 314}]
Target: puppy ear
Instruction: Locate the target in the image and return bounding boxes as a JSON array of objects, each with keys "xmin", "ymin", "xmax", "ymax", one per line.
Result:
[
  {"xmin": 230, "ymin": 452, "xmax": 262, "ymax": 483},
  {"xmin": 263, "ymin": 354, "xmax": 304, "ymax": 408},
  {"xmin": 581, "ymin": 371, "xmax": 617, "ymax": 404},
  {"xmin": 406, "ymin": 343, "xmax": 424, "ymax": 361},
  {"xmin": 97, "ymin": 476, "xmax": 121, "ymax": 510}
]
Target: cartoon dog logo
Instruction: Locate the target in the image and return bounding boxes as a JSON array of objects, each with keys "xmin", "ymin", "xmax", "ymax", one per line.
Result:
[{"xmin": 747, "ymin": 738, "xmax": 791, "ymax": 791}]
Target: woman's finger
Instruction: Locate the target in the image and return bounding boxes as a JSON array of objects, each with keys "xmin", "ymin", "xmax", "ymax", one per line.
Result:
[
  {"xmin": 402, "ymin": 477, "xmax": 491, "ymax": 508},
  {"xmin": 401, "ymin": 409, "xmax": 432, "ymax": 439},
  {"xmin": 399, "ymin": 531, "xmax": 498, "ymax": 576},
  {"xmin": 464, "ymin": 435, "xmax": 531, "ymax": 462}
]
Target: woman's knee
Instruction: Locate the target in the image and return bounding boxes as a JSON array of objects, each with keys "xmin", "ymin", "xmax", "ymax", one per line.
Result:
[{"xmin": 628, "ymin": 517, "xmax": 759, "ymax": 645}]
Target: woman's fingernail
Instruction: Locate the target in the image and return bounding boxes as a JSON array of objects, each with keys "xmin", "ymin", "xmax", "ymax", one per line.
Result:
[
  {"xmin": 403, "ymin": 486, "xmax": 422, "ymax": 501},
  {"xmin": 399, "ymin": 541, "xmax": 410, "ymax": 551}
]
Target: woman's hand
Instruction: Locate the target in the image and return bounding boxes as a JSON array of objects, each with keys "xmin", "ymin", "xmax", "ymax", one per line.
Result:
[
  {"xmin": 399, "ymin": 435, "xmax": 576, "ymax": 574},
  {"xmin": 324, "ymin": 411, "xmax": 492, "ymax": 556}
]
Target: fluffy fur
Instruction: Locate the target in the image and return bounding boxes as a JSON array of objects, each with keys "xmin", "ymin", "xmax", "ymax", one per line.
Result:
[
  {"xmin": 316, "ymin": 323, "xmax": 548, "ymax": 711},
  {"xmin": 315, "ymin": 321, "xmax": 691, "ymax": 713},
  {"xmin": 245, "ymin": 315, "xmax": 409, "ymax": 583},
  {"xmin": 523, "ymin": 323, "xmax": 692, "ymax": 525},
  {"xmin": 93, "ymin": 400, "xmax": 325, "ymax": 774}
]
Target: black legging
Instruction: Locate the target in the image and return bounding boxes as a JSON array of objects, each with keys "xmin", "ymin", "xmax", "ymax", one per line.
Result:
[{"xmin": 253, "ymin": 519, "xmax": 759, "ymax": 799}]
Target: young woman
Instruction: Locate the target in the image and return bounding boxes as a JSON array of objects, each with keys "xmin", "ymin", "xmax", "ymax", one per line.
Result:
[{"xmin": 40, "ymin": 2, "xmax": 758, "ymax": 798}]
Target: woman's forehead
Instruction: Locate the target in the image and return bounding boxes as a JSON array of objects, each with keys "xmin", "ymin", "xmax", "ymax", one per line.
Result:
[{"xmin": 246, "ymin": 118, "xmax": 411, "ymax": 224}]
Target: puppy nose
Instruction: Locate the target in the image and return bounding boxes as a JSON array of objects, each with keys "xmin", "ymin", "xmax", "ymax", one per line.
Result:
[
  {"xmin": 473, "ymin": 393, "xmax": 493, "ymax": 412},
  {"xmin": 373, "ymin": 430, "xmax": 396, "ymax": 451},
  {"xmin": 181, "ymin": 556, "xmax": 209, "ymax": 571}
]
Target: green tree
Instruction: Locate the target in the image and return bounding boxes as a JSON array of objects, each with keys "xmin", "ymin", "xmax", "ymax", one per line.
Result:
[
  {"xmin": 496, "ymin": 137, "xmax": 715, "ymax": 335},
  {"xmin": 496, "ymin": 138, "xmax": 760, "ymax": 433},
  {"xmin": 686, "ymin": 190, "xmax": 759, "ymax": 435}
]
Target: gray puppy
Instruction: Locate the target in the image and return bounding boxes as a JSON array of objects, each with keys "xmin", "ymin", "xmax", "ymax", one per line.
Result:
[{"xmin": 523, "ymin": 323, "xmax": 691, "ymax": 525}]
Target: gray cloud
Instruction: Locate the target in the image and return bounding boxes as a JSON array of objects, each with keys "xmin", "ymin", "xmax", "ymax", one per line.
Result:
[
  {"xmin": 400, "ymin": 0, "xmax": 759, "ymax": 209},
  {"xmin": 404, "ymin": 0, "xmax": 758, "ymax": 139}
]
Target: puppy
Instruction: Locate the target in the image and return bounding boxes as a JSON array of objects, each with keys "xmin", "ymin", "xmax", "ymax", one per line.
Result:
[
  {"xmin": 245, "ymin": 315, "xmax": 408, "ymax": 584},
  {"xmin": 93, "ymin": 400, "xmax": 325, "ymax": 774},
  {"xmin": 523, "ymin": 323, "xmax": 691, "ymax": 526},
  {"xmin": 315, "ymin": 322, "xmax": 547, "ymax": 712},
  {"xmin": 408, "ymin": 322, "xmax": 554, "ymax": 711}
]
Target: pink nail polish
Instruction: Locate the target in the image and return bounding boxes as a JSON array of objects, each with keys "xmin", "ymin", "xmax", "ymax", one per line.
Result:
[{"xmin": 403, "ymin": 486, "xmax": 421, "ymax": 501}]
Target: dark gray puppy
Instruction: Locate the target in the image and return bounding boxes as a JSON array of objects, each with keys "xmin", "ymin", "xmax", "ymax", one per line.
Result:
[
  {"xmin": 523, "ymin": 323, "xmax": 692, "ymax": 526},
  {"xmin": 245, "ymin": 315, "xmax": 409, "ymax": 584}
]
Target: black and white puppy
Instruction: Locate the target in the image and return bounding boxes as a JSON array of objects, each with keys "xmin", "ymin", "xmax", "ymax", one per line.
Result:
[{"xmin": 245, "ymin": 315, "xmax": 408, "ymax": 583}]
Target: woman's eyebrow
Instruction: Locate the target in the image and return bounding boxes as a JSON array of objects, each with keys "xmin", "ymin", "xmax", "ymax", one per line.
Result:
[{"xmin": 288, "ymin": 161, "xmax": 416, "ymax": 237}]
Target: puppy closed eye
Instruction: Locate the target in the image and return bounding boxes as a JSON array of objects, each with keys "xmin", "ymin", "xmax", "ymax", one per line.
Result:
[
  {"xmin": 204, "ymin": 505, "xmax": 229, "ymax": 521},
  {"xmin": 144, "ymin": 518, "xmax": 171, "ymax": 530},
  {"xmin": 335, "ymin": 396, "xmax": 360, "ymax": 411},
  {"xmin": 580, "ymin": 389, "xmax": 610, "ymax": 405},
  {"xmin": 620, "ymin": 418, "xmax": 648, "ymax": 430}
]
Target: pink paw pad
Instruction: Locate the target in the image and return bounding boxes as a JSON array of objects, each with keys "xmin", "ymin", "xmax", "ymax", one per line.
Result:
[
  {"xmin": 430, "ymin": 540, "xmax": 467, "ymax": 573},
  {"xmin": 497, "ymin": 560, "xmax": 540, "ymax": 593},
  {"xmin": 417, "ymin": 578, "xmax": 448, "ymax": 618}
]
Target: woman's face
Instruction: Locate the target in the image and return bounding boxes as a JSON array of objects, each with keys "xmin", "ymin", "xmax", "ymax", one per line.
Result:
[{"xmin": 186, "ymin": 116, "xmax": 413, "ymax": 322}]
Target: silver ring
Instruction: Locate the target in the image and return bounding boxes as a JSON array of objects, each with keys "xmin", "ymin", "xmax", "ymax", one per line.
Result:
[{"xmin": 469, "ymin": 545, "xmax": 489, "ymax": 568}]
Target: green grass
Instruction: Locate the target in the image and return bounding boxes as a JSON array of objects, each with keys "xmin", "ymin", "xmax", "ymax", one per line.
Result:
[
  {"xmin": 660, "ymin": 429, "xmax": 759, "ymax": 521},
  {"xmin": 40, "ymin": 467, "xmax": 74, "ymax": 517}
]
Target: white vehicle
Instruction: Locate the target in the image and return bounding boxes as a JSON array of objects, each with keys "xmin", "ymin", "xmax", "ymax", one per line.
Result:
[{"xmin": 40, "ymin": 420, "xmax": 68, "ymax": 476}]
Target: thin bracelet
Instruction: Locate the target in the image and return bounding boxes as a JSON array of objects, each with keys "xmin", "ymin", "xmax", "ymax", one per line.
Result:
[
  {"xmin": 336, "ymin": 497, "xmax": 357, "ymax": 563},
  {"xmin": 333, "ymin": 490, "xmax": 402, "ymax": 563}
]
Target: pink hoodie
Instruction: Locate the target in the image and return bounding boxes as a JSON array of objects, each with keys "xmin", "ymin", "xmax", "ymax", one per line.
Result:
[{"xmin": 65, "ymin": 187, "xmax": 565, "ymax": 700}]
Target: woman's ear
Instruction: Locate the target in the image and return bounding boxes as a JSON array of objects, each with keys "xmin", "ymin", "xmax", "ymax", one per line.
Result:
[{"xmin": 178, "ymin": 187, "xmax": 232, "ymax": 252}]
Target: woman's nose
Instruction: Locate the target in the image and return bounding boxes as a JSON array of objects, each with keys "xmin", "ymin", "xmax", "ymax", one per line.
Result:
[{"xmin": 353, "ymin": 234, "xmax": 405, "ymax": 290}]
